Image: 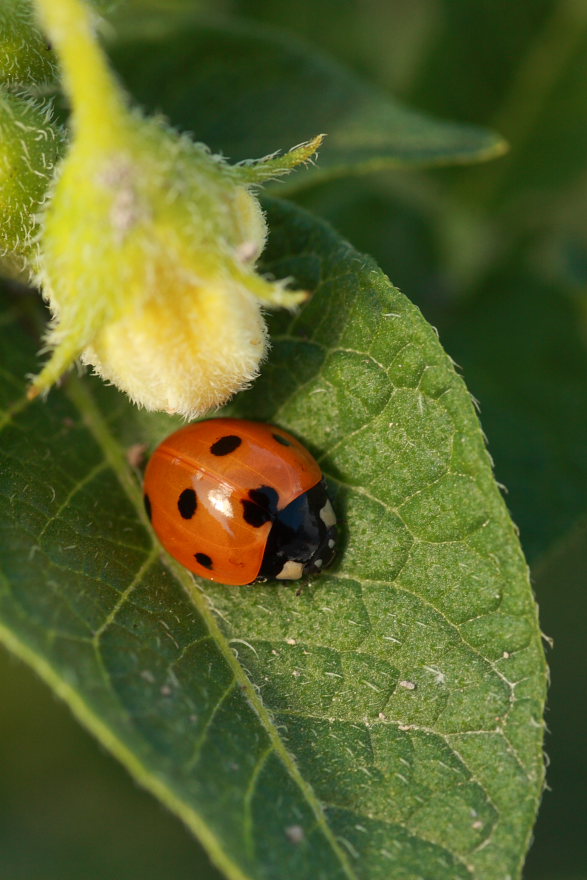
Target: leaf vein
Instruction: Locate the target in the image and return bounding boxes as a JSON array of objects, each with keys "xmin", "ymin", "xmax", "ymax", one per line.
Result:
[{"xmin": 65, "ymin": 375, "xmax": 360, "ymax": 880}]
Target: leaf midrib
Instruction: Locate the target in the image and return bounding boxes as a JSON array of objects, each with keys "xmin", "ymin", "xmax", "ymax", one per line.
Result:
[
  {"xmin": 64, "ymin": 375, "xmax": 360, "ymax": 880},
  {"xmin": 0, "ymin": 616, "xmax": 253, "ymax": 880}
]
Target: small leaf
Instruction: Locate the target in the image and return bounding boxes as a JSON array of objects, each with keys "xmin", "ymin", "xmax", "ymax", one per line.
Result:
[
  {"xmin": 0, "ymin": 198, "xmax": 545, "ymax": 879},
  {"xmin": 108, "ymin": 18, "xmax": 506, "ymax": 191}
]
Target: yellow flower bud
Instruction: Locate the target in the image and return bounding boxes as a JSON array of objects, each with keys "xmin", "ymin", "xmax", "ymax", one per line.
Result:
[
  {"xmin": 29, "ymin": 0, "xmax": 324, "ymax": 417},
  {"xmin": 81, "ymin": 273, "xmax": 268, "ymax": 417}
]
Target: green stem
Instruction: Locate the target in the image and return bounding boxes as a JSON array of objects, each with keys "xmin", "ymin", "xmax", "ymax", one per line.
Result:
[{"xmin": 33, "ymin": 0, "xmax": 128, "ymax": 145}]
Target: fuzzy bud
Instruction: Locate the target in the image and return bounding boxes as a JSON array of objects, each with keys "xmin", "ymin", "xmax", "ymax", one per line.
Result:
[{"xmin": 29, "ymin": 0, "xmax": 324, "ymax": 418}]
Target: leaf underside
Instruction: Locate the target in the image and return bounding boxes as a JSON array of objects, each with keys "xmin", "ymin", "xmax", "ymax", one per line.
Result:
[
  {"xmin": 0, "ymin": 198, "xmax": 545, "ymax": 880},
  {"xmin": 107, "ymin": 18, "xmax": 506, "ymax": 191}
]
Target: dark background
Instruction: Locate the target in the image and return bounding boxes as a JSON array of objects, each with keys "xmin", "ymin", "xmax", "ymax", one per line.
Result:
[{"xmin": 1, "ymin": 1, "xmax": 586, "ymax": 877}]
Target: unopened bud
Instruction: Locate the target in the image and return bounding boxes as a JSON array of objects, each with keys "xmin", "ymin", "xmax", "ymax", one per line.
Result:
[{"xmin": 29, "ymin": 0, "xmax": 324, "ymax": 417}]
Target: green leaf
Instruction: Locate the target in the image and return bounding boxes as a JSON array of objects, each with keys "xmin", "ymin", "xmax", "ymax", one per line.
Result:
[
  {"xmin": 0, "ymin": 198, "xmax": 545, "ymax": 880},
  {"xmin": 107, "ymin": 17, "xmax": 506, "ymax": 191},
  {"xmin": 293, "ymin": 178, "xmax": 587, "ymax": 565},
  {"xmin": 0, "ymin": 648, "xmax": 223, "ymax": 880}
]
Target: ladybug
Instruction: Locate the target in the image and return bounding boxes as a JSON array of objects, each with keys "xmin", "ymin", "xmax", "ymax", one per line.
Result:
[{"xmin": 143, "ymin": 418, "xmax": 337, "ymax": 585}]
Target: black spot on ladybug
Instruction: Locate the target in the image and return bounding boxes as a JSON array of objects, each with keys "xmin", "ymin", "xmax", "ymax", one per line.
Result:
[
  {"xmin": 249, "ymin": 486, "xmax": 279, "ymax": 511},
  {"xmin": 195, "ymin": 552, "xmax": 213, "ymax": 569},
  {"xmin": 272, "ymin": 433, "xmax": 291, "ymax": 447},
  {"xmin": 210, "ymin": 435, "xmax": 242, "ymax": 456},
  {"xmin": 144, "ymin": 493, "xmax": 152, "ymax": 521},
  {"xmin": 178, "ymin": 488, "xmax": 197, "ymax": 519},
  {"xmin": 242, "ymin": 500, "xmax": 271, "ymax": 528},
  {"xmin": 241, "ymin": 485, "xmax": 279, "ymax": 528}
]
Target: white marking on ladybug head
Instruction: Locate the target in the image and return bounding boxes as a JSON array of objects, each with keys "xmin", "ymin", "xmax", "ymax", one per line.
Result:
[
  {"xmin": 320, "ymin": 499, "xmax": 336, "ymax": 528},
  {"xmin": 328, "ymin": 538, "xmax": 335, "ymax": 549},
  {"xmin": 276, "ymin": 560, "xmax": 304, "ymax": 580}
]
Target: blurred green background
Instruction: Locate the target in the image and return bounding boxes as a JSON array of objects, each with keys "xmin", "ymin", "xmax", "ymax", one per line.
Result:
[{"xmin": 2, "ymin": 1, "xmax": 586, "ymax": 877}]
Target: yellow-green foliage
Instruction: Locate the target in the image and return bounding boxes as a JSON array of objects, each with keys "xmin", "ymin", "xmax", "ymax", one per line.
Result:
[
  {"xmin": 0, "ymin": 0, "xmax": 57, "ymax": 87},
  {"xmin": 0, "ymin": 90, "xmax": 65, "ymax": 280}
]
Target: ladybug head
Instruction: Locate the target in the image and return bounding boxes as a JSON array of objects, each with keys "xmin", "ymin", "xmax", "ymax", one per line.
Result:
[{"xmin": 255, "ymin": 480, "xmax": 337, "ymax": 583}]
